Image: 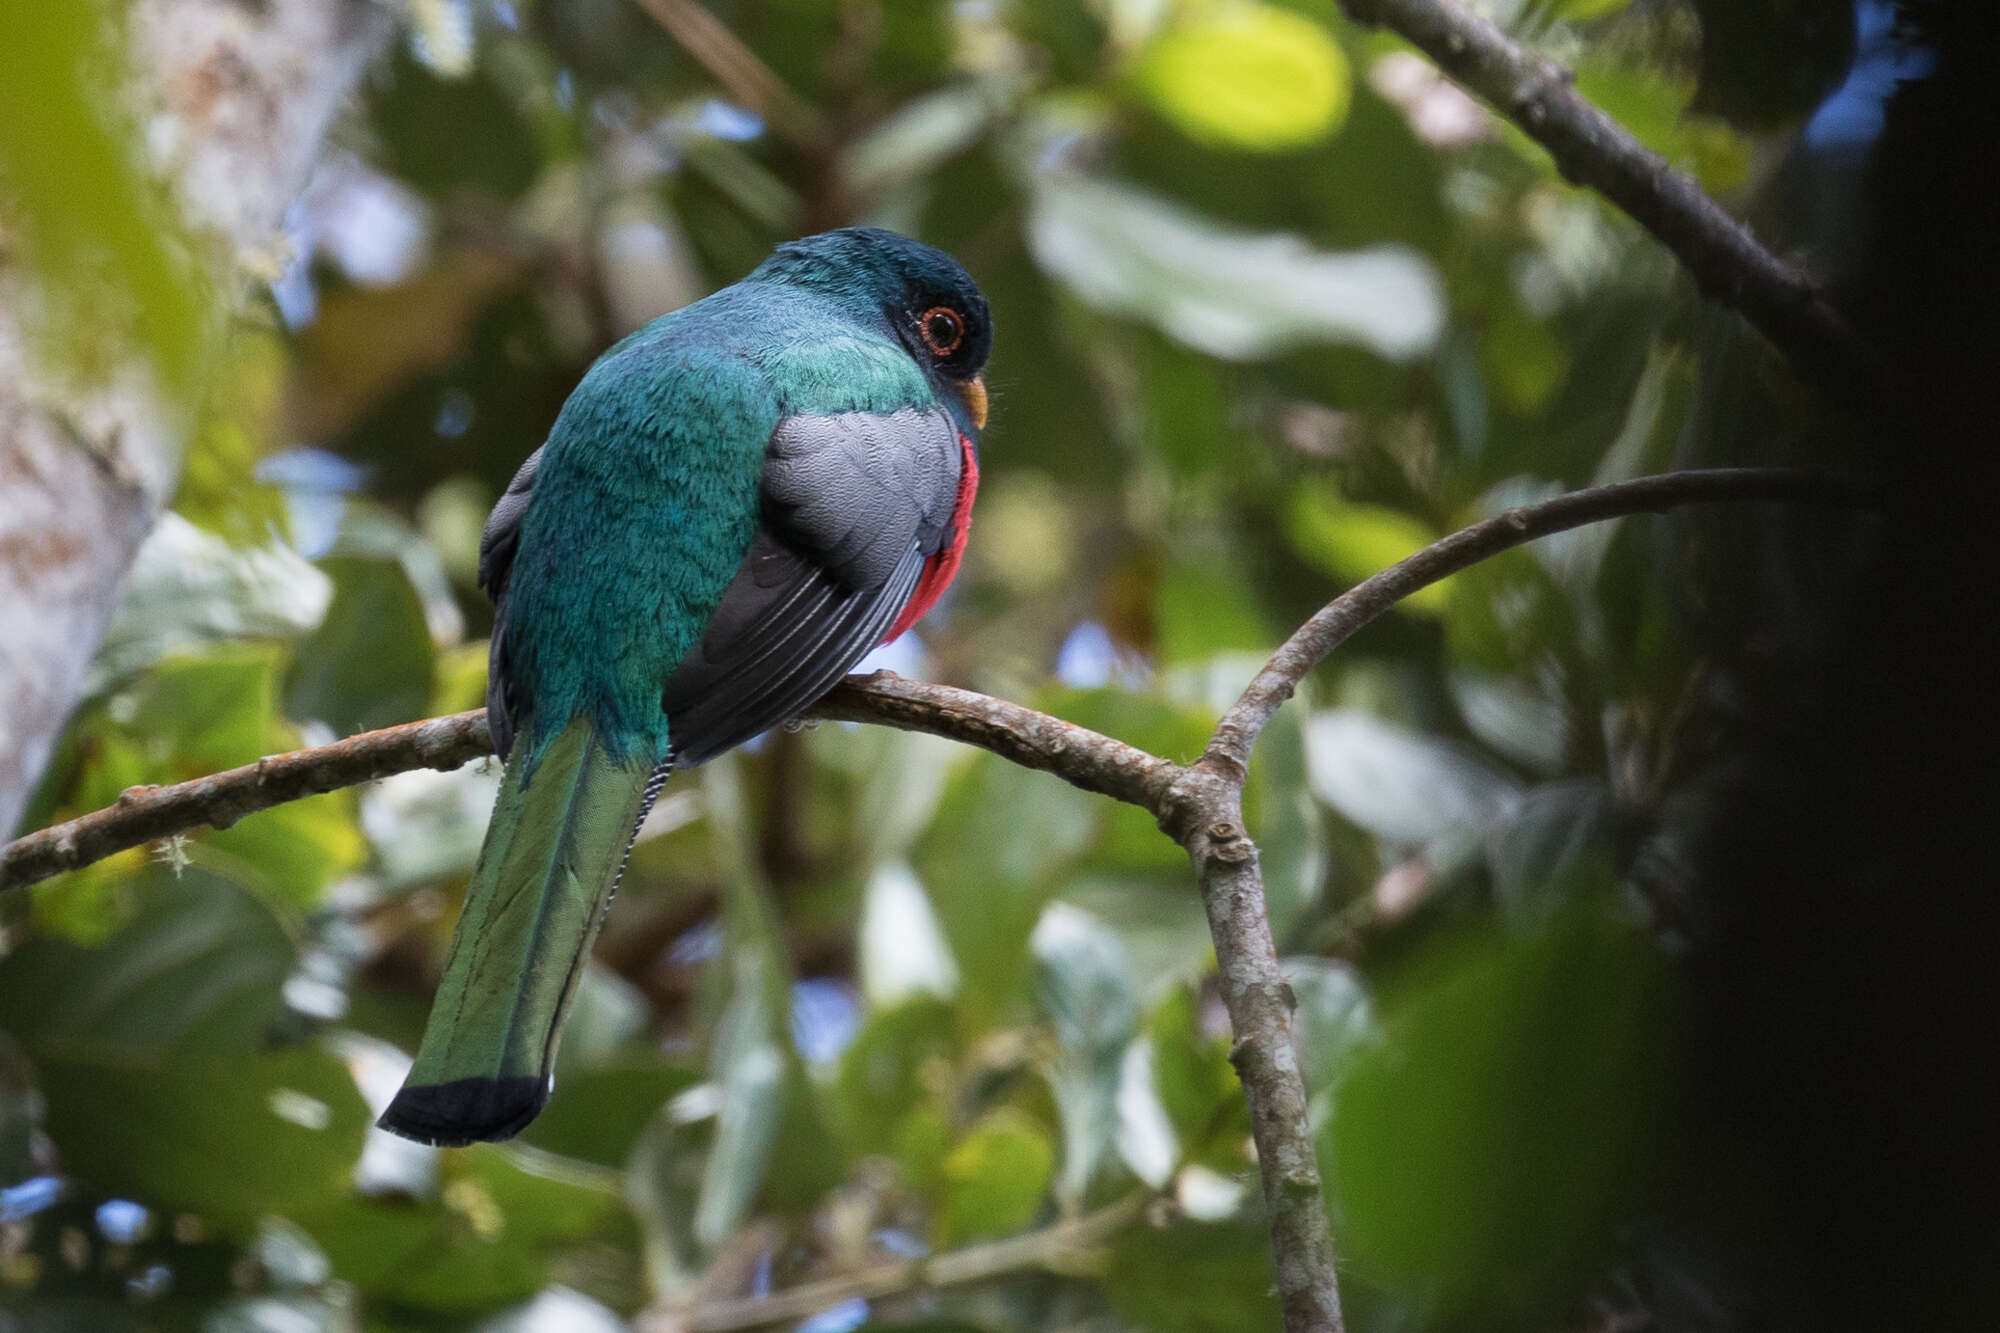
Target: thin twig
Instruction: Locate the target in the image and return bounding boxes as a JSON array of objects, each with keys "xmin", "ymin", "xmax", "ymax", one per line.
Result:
[
  {"xmin": 628, "ymin": 0, "xmax": 829, "ymax": 150},
  {"xmin": 0, "ymin": 710, "xmax": 496, "ymax": 891},
  {"xmin": 645, "ymin": 1194, "xmax": 1146, "ymax": 1333},
  {"xmin": 1339, "ymin": 0, "xmax": 1884, "ymax": 401},
  {"xmin": 1206, "ymin": 467, "xmax": 1879, "ymax": 775}
]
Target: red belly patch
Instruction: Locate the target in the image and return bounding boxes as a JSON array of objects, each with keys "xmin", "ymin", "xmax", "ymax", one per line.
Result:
[{"xmin": 885, "ymin": 433, "xmax": 979, "ymax": 643}]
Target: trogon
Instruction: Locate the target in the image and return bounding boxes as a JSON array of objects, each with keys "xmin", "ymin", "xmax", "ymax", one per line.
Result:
[{"xmin": 379, "ymin": 228, "xmax": 991, "ymax": 1146}]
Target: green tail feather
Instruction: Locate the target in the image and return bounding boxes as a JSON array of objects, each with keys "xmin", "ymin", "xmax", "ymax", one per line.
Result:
[{"xmin": 379, "ymin": 717, "xmax": 661, "ymax": 1146}]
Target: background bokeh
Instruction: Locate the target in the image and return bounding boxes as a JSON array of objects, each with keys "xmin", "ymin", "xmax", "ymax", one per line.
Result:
[{"xmin": 6, "ymin": 1, "xmax": 1994, "ymax": 1331}]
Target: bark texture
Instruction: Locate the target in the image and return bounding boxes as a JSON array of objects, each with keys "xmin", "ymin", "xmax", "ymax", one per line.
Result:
[{"xmin": 0, "ymin": 0, "xmax": 389, "ymax": 833}]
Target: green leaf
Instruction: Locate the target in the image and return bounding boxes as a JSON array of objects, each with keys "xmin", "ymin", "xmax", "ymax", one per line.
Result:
[
  {"xmin": 0, "ymin": 3, "xmax": 209, "ymax": 394},
  {"xmin": 1105, "ymin": 1214, "xmax": 1280, "ymax": 1333},
  {"xmin": 36, "ymin": 1044, "xmax": 369, "ymax": 1234},
  {"xmin": 1244, "ymin": 704, "xmax": 1328, "ymax": 946},
  {"xmin": 1327, "ymin": 902, "xmax": 1674, "ymax": 1318},
  {"xmin": 1028, "ymin": 172, "xmax": 1444, "ymax": 362},
  {"xmin": 1304, "ymin": 710, "xmax": 1520, "ymax": 846},
  {"xmin": 1282, "ymin": 958, "xmax": 1376, "ymax": 1097},
  {"xmin": 1133, "ymin": 6, "xmax": 1352, "ymax": 152},
  {"xmin": 834, "ymin": 998, "xmax": 957, "ymax": 1159},
  {"xmin": 1032, "ymin": 904, "xmax": 1141, "ymax": 1205},
  {"xmin": 1448, "ymin": 670, "xmax": 1571, "ymax": 776},
  {"xmin": 858, "ymin": 862, "xmax": 961, "ymax": 1008},
  {"xmin": 1048, "ymin": 686, "xmax": 1212, "ymax": 877},
  {"xmin": 373, "ymin": 48, "xmax": 541, "ymax": 200},
  {"xmin": 1571, "ymin": 60, "xmax": 1749, "ymax": 194},
  {"xmin": 1442, "ymin": 543, "xmax": 1581, "ymax": 676},
  {"xmin": 1284, "ymin": 491, "xmax": 1452, "ymax": 616},
  {"xmin": 916, "ymin": 754, "xmax": 1097, "ymax": 1022},
  {"xmin": 308, "ymin": 1145, "xmax": 624, "ymax": 1313},
  {"xmin": 285, "ymin": 555, "xmax": 437, "ymax": 737},
  {"xmin": 55, "ymin": 648, "xmax": 364, "ymax": 909},
  {"xmin": 1484, "ymin": 780, "xmax": 1616, "ymax": 918},
  {"xmin": 1155, "ymin": 556, "xmax": 1277, "ymax": 666},
  {"xmin": 696, "ymin": 760, "xmax": 847, "ymax": 1233},
  {"xmin": 2, "ymin": 867, "xmax": 295, "ymax": 1053},
  {"xmin": 938, "ymin": 1109, "xmax": 1054, "ymax": 1246},
  {"xmin": 1146, "ymin": 986, "xmax": 1241, "ymax": 1151},
  {"xmin": 89, "ymin": 514, "xmax": 331, "ymax": 694},
  {"xmin": 360, "ymin": 761, "xmax": 504, "ymax": 890},
  {"xmin": 841, "ymin": 86, "xmax": 1002, "ymax": 198},
  {"xmin": 694, "ymin": 953, "xmax": 788, "ymax": 1249},
  {"xmin": 521, "ymin": 1059, "xmax": 699, "ymax": 1168}
]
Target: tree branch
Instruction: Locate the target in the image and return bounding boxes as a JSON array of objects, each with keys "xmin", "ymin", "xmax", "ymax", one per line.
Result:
[
  {"xmin": 1338, "ymin": 0, "xmax": 1884, "ymax": 400},
  {"xmin": 0, "ymin": 675, "xmax": 1181, "ymax": 891},
  {"xmin": 1166, "ymin": 776, "xmax": 1349, "ymax": 1333},
  {"xmin": 1205, "ymin": 466, "xmax": 1878, "ymax": 777},
  {"xmin": 645, "ymin": 1194, "xmax": 1146, "ymax": 1333}
]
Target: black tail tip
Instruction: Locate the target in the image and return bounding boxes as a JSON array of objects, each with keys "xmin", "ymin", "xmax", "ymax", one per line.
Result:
[{"xmin": 377, "ymin": 1075, "xmax": 551, "ymax": 1147}]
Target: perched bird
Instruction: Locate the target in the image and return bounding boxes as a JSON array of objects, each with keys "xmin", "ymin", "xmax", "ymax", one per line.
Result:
[{"xmin": 379, "ymin": 228, "xmax": 991, "ymax": 1146}]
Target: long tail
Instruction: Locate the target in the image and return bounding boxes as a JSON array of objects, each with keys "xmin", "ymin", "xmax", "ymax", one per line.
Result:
[{"xmin": 379, "ymin": 717, "xmax": 666, "ymax": 1146}]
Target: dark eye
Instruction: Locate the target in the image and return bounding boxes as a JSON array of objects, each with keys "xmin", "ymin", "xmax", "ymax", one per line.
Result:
[{"xmin": 919, "ymin": 306, "xmax": 964, "ymax": 358}]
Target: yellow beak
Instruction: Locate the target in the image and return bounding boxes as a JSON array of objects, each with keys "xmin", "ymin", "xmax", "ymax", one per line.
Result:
[{"xmin": 956, "ymin": 375, "xmax": 989, "ymax": 431}]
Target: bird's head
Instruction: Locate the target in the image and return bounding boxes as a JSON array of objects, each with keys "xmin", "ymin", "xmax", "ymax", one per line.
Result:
[{"xmin": 751, "ymin": 227, "xmax": 992, "ymax": 432}]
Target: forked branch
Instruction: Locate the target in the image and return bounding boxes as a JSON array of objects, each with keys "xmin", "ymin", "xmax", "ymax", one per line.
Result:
[{"xmin": 1339, "ymin": 0, "xmax": 1885, "ymax": 402}]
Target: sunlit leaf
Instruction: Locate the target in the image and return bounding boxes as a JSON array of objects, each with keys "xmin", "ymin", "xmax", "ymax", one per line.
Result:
[
  {"xmin": 938, "ymin": 1110, "xmax": 1054, "ymax": 1245},
  {"xmin": 360, "ymin": 760, "xmax": 505, "ymax": 889},
  {"xmin": 694, "ymin": 952, "xmax": 787, "ymax": 1248},
  {"xmin": 1114, "ymin": 1039, "xmax": 1179, "ymax": 1188},
  {"xmin": 1133, "ymin": 5, "xmax": 1352, "ymax": 152},
  {"xmin": 1146, "ymin": 986, "xmax": 1241, "ymax": 1152},
  {"xmin": 89, "ymin": 515, "xmax": 332, "ymax": 694},
  {"xmin": 842, "ymin": 86, "xmax": 1001, "ymax": 197},
  {"xmin": 1282, "ymin": 957, "xmax": 1376, "ymax": 1097},
  {"xmin": 1032, "ymin": 903, "xmax": 1140, "ymax": 1205},
  {"xmin": 1028, "ymin": 172, "xmax": 1445, "ymax": 361},
  {"xmin": 1304, "ymin": 710, "xmax": 1520, "ymax": 845},
  {"xmin": 859, "ymin": 860, "xmax": 961, "ymax": 1008},
  {"xmin": 1284, "ymin": 491, "xmax": 1453, "ymax": 616}
]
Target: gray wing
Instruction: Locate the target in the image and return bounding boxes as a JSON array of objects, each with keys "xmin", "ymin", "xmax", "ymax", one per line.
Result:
[
  {"xmin": 480, "ymin": 447, "xmax": 542, "ymax": 758},
  {"xmin": 661, "ymin": 406, "xmax": 964, "ymax": 766},
  {"xmin": 477, "ymin": 409, "xmax": 966, "ymax": 766}
]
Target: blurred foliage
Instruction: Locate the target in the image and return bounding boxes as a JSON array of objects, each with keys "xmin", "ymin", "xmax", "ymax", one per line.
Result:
[
  {"xmin": 0, "ymin": 2, "xmax": 210, "ymax": 396},
  {"xmin": 2, "ymin": 0, "xmax": 1867, "ymax": 1330}
]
